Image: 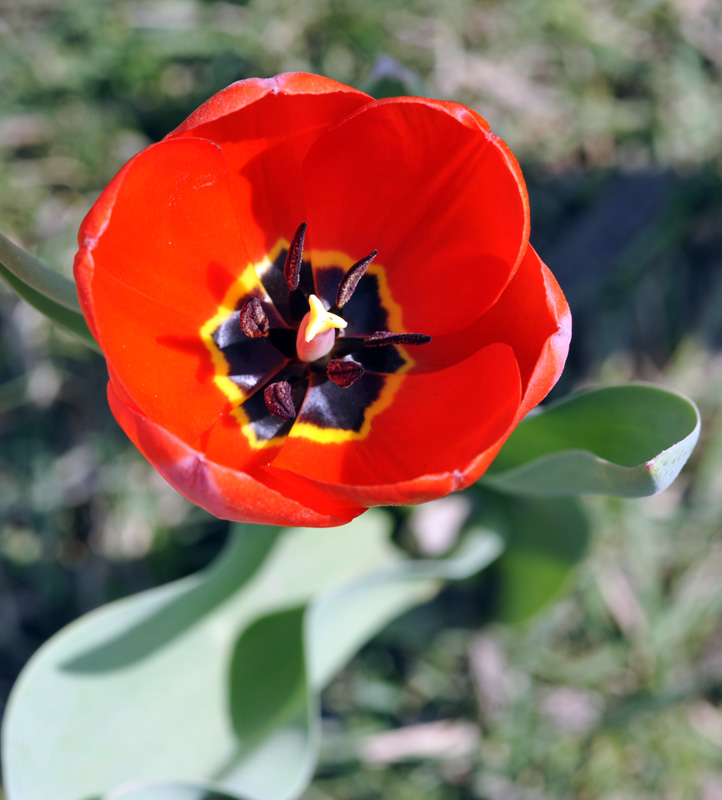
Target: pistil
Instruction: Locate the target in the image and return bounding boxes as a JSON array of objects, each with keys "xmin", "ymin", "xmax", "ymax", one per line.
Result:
[{"xmin": 297, "ymin": 294, "xmax": 347, "ymax": 362}]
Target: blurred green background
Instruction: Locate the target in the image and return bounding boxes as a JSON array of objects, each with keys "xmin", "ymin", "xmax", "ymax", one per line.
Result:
[{"xmin": 1, "ymin": 0, "xmax": 722, "ymax": 798}]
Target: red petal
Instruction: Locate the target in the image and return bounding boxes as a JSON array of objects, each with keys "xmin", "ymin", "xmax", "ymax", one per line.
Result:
[
  {"xmin": 76, "ymin": 137, "xmax": 249, "ymax": 318},
  {"xmin": 76, "ymin": 137, "xmax": 263, "ymax": 445},
  {"xmin": 167, "ymin": 73, "xmax": 372, "ymax": 265},
  {"xmin": 407, "ymin": 246, "xmax": 571, "ymax": 418},
  {"xmin": 302, "ymin": 97, "xmax": 530, "ymax": 336},
  {"xmin": 169, "ymin": 73, "xmax": 369, "ymax": 137},
  {"xmin": 268, "ymin": 342, "xmax": 521, "ymax": 506},
  {"xmin": 509, "ymin": 250, "xmax": 571, "ymax": 420},
  {"xmin": 191, "ymin": 408, "xmax": 285, "ymax": 474},
  {"xmin": 108, "ymin": 381, "xmax": 364, "ymax": 527}
]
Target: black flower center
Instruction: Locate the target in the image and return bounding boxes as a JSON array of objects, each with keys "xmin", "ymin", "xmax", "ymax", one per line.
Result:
[{"xmin": 207, "ymin": 222, "xmax": 431, "ymax": 446}]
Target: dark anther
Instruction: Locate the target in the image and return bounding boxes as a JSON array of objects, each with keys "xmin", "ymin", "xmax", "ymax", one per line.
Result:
[
  {"xmin": 283, "ymin": 221, "xmax": 307, "ymax": 291},
  {"xmin": 364, "ymin": 331, "xmax": 432, "ymax": 347},
  {"xmin": 327, "ymin": 358, "xmax": 365, "ymax": 388},
  {"xmin": 336, "ymin": 250, "xmax": 378, "ymax": 308},
  {"xmin": 264, "ymin": 380, "xmax": 296, "ymax": 420},
  {"xmin": 239, "ymin": 297, "xmax": 269, "ymax": 338}
]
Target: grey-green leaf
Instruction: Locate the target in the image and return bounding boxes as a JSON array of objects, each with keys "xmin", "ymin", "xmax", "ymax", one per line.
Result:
[
  {"xmin": 481, "ymin": 384, "xmax": 700, "ymax": 497},
  {"xmin": 107, "ymin": 782, "xmax": 249, "ymax": 800},
  {"xmin": 471, "ymin": 488, "xmax": 592, "ymax": 624},
  {"xmin": 2, "ymin": 511, "xmax": 504, "ymax": 800}
]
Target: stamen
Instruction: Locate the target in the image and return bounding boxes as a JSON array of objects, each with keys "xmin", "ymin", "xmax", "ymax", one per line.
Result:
[
  {"xmin": 327, "ymin": 358, "xmax": 364, "ymax": 388},
  {"xmin": 364, "ymin": 331, "xmax": 432, "ymax": 347},
  {"xmin": 336, "ymin": 250, "xmax": 378, "ymax": 308},
  {"xmin": 304, "ymin": 294, "xmax": 347, "ymax": 343},
  {"xmin": 264, "ymin": 380, "xmax": 296, "ymax": 420},
  {"xmin": 283, "ymin": 221, "xmax": 307, "ymax": 291},
  {"xmin": 239, "ymin": 297, "xmax": 269, "ymax": 338}
]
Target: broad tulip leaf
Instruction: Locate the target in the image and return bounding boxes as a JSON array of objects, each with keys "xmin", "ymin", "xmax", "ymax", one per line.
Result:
[
  {"xmin": 471, "ymin": 488, "xmax": 592, "ymax": 624},
  {"xmin": 482, "ymin": 384, "xmax": 700, "ymax": 497},
  {"xmin": 0, "ymin": 230, "xmax": 98, "ymax": 349},
  {"xmin": 306, "ymin": 527, "xmax": 502, "ymax": 689},
  {"xmin": 2, "ymin": 512, "xmax": 504, "ymax": 800},
  {"xmin": 107, "ymin": 784, "xmax": 245, "ymax": 800}
]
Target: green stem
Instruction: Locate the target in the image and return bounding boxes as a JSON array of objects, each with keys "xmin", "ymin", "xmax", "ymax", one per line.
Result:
[
  {"xmin": 0, "ymin": 230, "xmax": 100, "ymax": 351},
  {"xmin": 0, "ymin": 230, "xmax": 80, "ymax": 312}
]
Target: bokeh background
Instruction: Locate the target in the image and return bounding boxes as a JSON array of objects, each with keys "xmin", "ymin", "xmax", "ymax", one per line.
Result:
[{"xmin": 1, "ymin": 1, "xmax": 722, "ymax": 798}]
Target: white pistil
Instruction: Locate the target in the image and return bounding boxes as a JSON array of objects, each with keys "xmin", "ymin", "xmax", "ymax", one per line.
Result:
[{"xmin": 296, "ymin": 294, "xmax": 347, "ymax": 362}]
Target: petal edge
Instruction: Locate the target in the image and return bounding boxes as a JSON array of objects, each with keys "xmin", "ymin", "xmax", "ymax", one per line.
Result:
[{"xmin": 108, "ymin": 382, "xmax": 365, "ymax": 527}]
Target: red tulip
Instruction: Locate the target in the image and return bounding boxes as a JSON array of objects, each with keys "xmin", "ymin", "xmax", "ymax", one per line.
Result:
[{"xmin": 74, "ymin": 73, "xmax": 571, "ymax": 527}]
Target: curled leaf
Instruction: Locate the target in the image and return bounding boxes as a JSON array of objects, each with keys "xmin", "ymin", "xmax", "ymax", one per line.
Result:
[{"xmin": 482, "ymin": 384, "xmax": 700, "ymax": 497}]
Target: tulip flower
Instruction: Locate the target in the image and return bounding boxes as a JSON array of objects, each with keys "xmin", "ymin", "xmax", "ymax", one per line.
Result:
[{"xmin": 74, "ymin": 72, "xmax": 571, "ymax": 527}]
